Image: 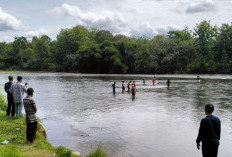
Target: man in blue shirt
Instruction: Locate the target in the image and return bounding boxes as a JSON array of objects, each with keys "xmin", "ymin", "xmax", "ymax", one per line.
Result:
[{"xmin": 196, "ymin": 104, "xmax": 221, "ymax": 157}]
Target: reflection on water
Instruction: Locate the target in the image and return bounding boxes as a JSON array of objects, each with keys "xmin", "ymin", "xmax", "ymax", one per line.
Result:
[{"xmin": 0, "ymin": 73, "xmax": 232, "ymax": 157}]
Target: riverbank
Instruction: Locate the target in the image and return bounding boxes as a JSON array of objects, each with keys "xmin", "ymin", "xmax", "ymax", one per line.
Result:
[
  {"xmin": 0, "ymin": 91, "xmax": 79, "ymax": 157},
  {"xmin": 0, "ymin": 91, "xmax": 107, "ymax": 157}
]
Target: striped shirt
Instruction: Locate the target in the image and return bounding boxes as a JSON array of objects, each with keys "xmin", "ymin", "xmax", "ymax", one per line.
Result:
[
  {"xmin": 23, "ymin": 96, "xmax": 37, "ymax": 123},
  {"xmin": 9, "ymin": 82, "xmax": 26, "ymax": 103}
]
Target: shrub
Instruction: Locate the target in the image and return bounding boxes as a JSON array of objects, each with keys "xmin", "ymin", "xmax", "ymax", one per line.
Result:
[
  {"xmin": 87, "ymin": 146, "xmax": 107, "ymax": 157},
  {"xmin": 55, "ymin": 146, "xmax": 73, "ymax": 157},
  {"xmin": 0, "ymin": 90, "xmax": 7, "ymax": 111}
]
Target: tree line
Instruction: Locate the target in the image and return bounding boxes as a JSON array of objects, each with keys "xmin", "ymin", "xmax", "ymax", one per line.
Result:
[{"xmin": 0, "ymin": 20, "xmax": 232, "ymax": 74}]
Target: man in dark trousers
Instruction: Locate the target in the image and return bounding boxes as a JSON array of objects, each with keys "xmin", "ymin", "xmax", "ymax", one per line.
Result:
[
  {"xmin": 196, "ymin": 104, "xmax": 221, "ymax": 157},
  {"xmin": 23, "ymin": 88, "xmax": 37, "ymax": 143},
  {"xmin": 4, "ymin": 76, "xmax": 15, "ymax": 116}
]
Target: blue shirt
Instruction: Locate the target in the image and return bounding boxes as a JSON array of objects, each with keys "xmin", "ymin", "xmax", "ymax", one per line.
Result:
[{"xmin": 196, "ymin": 115, "xmax": 221, "ymax": 144}]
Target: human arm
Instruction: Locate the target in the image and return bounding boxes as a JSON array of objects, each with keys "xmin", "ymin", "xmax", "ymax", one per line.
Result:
[
  {"xmin": 218, "ymin": 118, "xmax": 221, "ymax": 140},
  {"xmin": 196, "ymin": 120, "xmax": 204, "ymax": 149},
  {"xmin": 31, "ymin": 100, "xmax": 37, "ymax": 113},
  {"xmin": 4, "ymin": 83, "xmax": 8, "ymax": 93}
]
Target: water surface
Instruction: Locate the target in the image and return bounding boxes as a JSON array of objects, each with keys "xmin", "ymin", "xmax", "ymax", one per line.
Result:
[{"xmin": 0, "ymin": 73, "xmax": 231, "ymax": 157}]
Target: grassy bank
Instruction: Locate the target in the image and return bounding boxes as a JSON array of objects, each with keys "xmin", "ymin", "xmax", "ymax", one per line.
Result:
[{"xmin": 0, "ymin": 91, "xmax": 107, "ymax": 157}]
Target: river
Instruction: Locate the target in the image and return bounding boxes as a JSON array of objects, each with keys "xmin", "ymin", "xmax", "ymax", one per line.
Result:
[{"xmin": 0, "ymin": 73, "xmax": 231, "ymax": 157}]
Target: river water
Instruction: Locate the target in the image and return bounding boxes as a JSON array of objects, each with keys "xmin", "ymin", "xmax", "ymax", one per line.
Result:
[{"xmin": 0, "ymin": 73, "xmax": 231, "ymax": 157}]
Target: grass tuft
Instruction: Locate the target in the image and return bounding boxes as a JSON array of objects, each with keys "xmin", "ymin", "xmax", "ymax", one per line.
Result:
[
  {"xmin": 87, "ymin": 146, "xmax": 107, "ymax": 157},
  {"xmin": 0, "ymin": 90, "xmax": 7, "ymax": 111}
]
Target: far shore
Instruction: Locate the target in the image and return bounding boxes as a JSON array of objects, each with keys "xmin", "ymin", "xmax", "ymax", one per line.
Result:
[{"xmin": 1, "ymin": 70, "xmax": 232, "ymax": 80}]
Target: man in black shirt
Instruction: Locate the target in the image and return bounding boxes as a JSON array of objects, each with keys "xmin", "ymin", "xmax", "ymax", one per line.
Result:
[
  {"xmin": 196, "ymin": 104, "xmax": 221, "ymax": 157},
  {"xmin": 112, "ymin": 82, "xmax": 116, "ymax": 94},
  {"xmin": 4, "ymin": 76, "xmax": 15, "ymax": 116}
]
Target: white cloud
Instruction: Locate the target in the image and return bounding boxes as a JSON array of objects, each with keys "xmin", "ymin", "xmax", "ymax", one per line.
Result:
[
  {"xmin": 186, "ymin": 0, "xmax": 217, "ymax": 13},
  {"xmin": 26, "ymin": 29, "xmax": 48, "ymax": 38},
  {"xmin": 47, "ymin": 3, "xmax": 127, "ymax": 33},
  {"xmin": 130, "ymin": 23, "xmax": 156, "ymax": 38},
  {"xmin": 0, "ymin": 7, "xmax": 23, "ymax": 31},
  {"xmin": 1, "ymin": 0, "xmax": 232, "ymax": 41},
  {"xmin": 47, "ymin": 3, "xmax": 81, "ymax": 17},
  {"xmin": 156, "ymin": 25, "xmax": 182, "ymax": 35},
  {"xmin": 130, "ymin": 24, "xmax": 182, "ymax": 38}
]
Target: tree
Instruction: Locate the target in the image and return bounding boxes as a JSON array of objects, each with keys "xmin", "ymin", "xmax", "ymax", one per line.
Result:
[
  {"xmin": 56, "ymin": 26, "xmax": 90, "ymax": 71},
  {"xmin": 95, "ymin": 30, "xmax": 113, "ymax": 43}
]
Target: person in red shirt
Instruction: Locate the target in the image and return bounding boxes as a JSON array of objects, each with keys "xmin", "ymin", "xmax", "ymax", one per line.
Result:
[
  {"xmin": 132, "ymin": 81, "xmax": 136, "ymax": 87},
  {"xmin": 152, "ymin": 77, "xmax": 156, "ymax": 86}
]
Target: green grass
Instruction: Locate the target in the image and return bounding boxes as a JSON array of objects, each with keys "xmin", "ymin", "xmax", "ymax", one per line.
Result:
[
  {"xmin": 0, "ymin": 112, "xmax": 56, "ymax": 157},
  {"xmin": 86, "ymin": 146, "xmax": 107, "ymax": 157},
  {"xmin": 0, "ymin": 90, "xmax": 7, "ymax": 111}
]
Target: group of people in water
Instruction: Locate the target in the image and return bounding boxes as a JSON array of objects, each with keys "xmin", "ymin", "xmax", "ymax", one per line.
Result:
[
  {"xmin": 112, "ymin": 77, "xmax": 172, "ymax": 96},
  {"xmin": 4, "ymin": 76, "xmax": 37, "ymax": 143}
]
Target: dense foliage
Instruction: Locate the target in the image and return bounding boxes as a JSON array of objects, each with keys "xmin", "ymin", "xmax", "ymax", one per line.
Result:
[{"xmin": 0, "ymin": 21, "xmax": 232, "ymax": 74}]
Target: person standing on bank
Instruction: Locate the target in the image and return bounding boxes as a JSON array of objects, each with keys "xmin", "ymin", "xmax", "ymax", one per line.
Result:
[
  {"xmin": 196, "ymin": 104, "xmax": 221, "ymax": 157},
  {"xmin": 9, "ymin": 76, "xmax": 27, "ymax": 118},
  {"xmin": 4, "ymin": 76, "xmax": 15, "ymax": 116},
  {"xmin": 23, "ymin": 88, "xmax": 37, "ymax": 143}
]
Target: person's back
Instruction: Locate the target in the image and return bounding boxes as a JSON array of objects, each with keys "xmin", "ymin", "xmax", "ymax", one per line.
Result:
[
  {"xmin": 11, "ymin": 82, "xmax": 26, "ymax": 103},
  {"xmin": 131, "ymin": 85, "xmax": 136, "ymax": 96},
  {"xmin": 196, "ymin": 104, "xmax": 221, "ymax": 157},
  {"xmin": 9, "ymin": 76, "xmax": 26, "ymax": 118},
  {"xmin": 23, "ymin": 88, "xmax": 37, "ymax": 143},
  {"xmin": 4, "ymin": 76, "xmax": 15, "ymax": 116},
  {"xmin": 24, "ymin": 95, "xmax": 37, "ymax": 123}
]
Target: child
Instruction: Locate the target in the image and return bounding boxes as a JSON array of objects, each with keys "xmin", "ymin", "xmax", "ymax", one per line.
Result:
[{"xmin": 23, "ymin": 88, "xmax": 37, "ymax": 143}]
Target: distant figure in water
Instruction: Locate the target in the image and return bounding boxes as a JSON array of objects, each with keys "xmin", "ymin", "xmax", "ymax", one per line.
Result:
[
  {"xmin": 132, "ymin": 81, "xmax": 136, "ymax": 87},
  {"xmin": 152, "ymin": 77, "xmax": 156, "ymax": 86},
  {"xmin": 196, "ymin": 104, "xmax": 221, "ymax": 157},
  {"xmin": 131, "ymin": 84, "xmax": 136, "ymax": 97},
  {"xmin": 127, "ymin": 81, "xmax": 131, "ymax": 92},
  {"xmin": 122, "ymin": 81, "xmax": 125, "ymax": 91},
  {"xmin": 197, "ymin": 74, "xmax": 200, "ymax": 82},
  {"xmin": 167, "ymin": 79, "xmax": 171, "ymax": 87},
  {"xmin": 112, "ymin": 82, "xmax": 116, "ymax": 94},
  {"xmin": 143, "ymin": 78, "xmax": 146, "ymax": 85}
]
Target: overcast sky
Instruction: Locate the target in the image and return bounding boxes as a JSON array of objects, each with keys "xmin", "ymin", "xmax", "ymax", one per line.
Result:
[{"xmin": 0, "ymin": 0, "xmax": 231, "ymax": 42}]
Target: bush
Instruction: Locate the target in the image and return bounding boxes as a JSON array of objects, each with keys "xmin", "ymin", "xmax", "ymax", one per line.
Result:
[
  {"xmin": 55, "ymin": 146, "xmax": 74, "ymax": 157},
  {"xmin": 0, "ymin": 90, "xmax": 7, "ymax": 111},
  {"xmin": 87, "ymin": 146, "xmax": 107, "ymax": 157}
]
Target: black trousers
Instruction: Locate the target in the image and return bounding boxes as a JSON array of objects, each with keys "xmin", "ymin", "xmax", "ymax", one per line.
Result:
[
  {"xmin": 6, "ymin": 94, "xmax": 15, "ymax": 116},
  {"xmin": 26, "ymin": 121, "xmax": 37, "ymax": 143},
  {"xmin": 202, "ymin": 142, "xmax": 219, "ymax": 157}
]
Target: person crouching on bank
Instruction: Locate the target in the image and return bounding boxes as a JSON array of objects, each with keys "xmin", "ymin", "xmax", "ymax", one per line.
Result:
[{"xmin": 23, "ymin": 88, "xmax": 37, "ymax": 143}]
